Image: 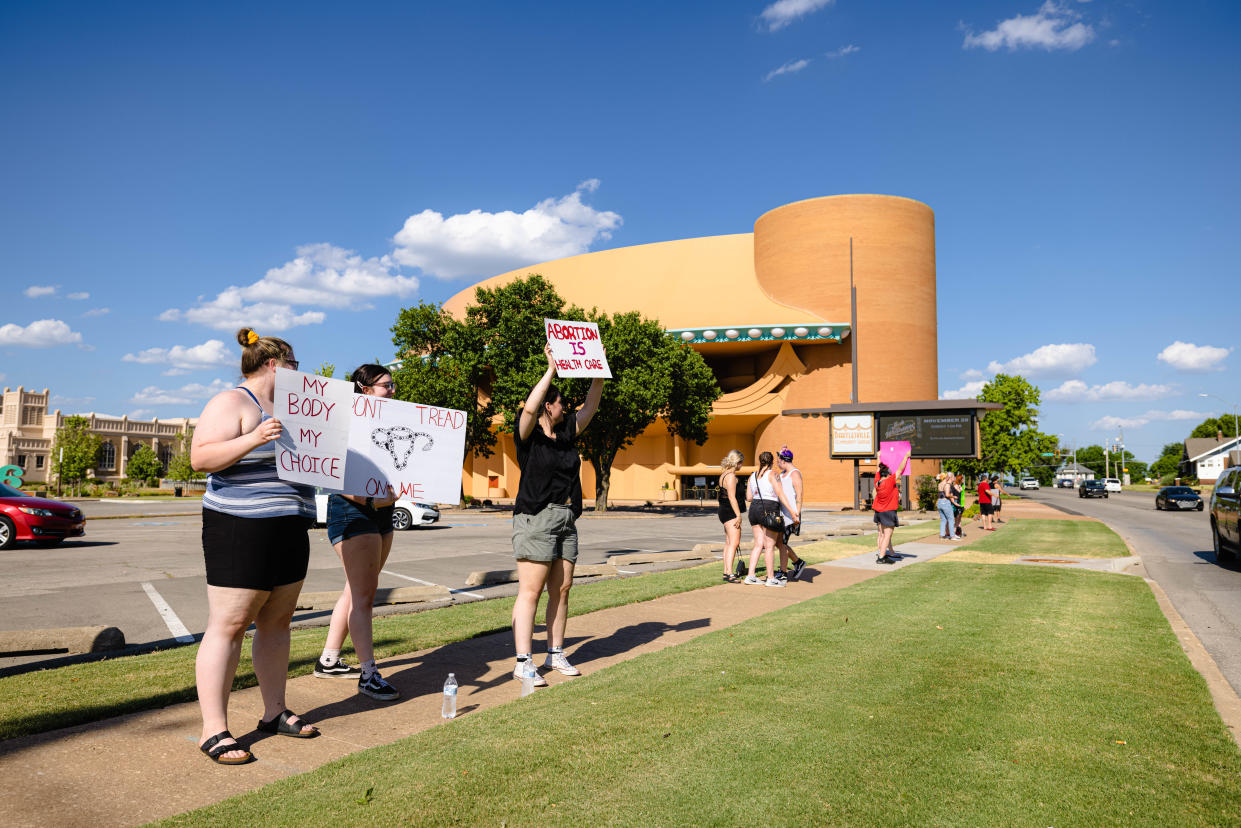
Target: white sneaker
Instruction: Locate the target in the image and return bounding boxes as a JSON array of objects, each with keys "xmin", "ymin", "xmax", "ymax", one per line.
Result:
[
  {"xmin": 765, "ymin": 577, "xmax": 785, "ymax": 587},
  {"xmin": 513, "ymin": 661, "xmax": 548, "ymax": 686},
  {"xmin": 544, "ymin": 652, "xmax": 581, "ymax": 676},
  {"xmin": 743, "ymin": 575, "xmax": 761, "ymax": 584}
]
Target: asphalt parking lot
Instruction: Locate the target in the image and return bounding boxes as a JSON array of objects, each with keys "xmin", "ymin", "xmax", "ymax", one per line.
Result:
[{"xmin": 0, "ymin": 504, "xmax": 878, "ymax": 671}]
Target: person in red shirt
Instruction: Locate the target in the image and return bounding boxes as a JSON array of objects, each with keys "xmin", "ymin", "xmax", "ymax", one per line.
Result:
[
  {"xmin": 977, "ymin": 476, "xmax": 994, "ymax": 531},
  {"xmin": 872, "ymin": 449, "xmax": 910, "ymax": 564}
]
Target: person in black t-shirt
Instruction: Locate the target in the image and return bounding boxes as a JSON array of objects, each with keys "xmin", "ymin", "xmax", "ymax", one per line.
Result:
[{"xmin": 510, "ymin": 343, "xmax": 605, "ymax": 685}]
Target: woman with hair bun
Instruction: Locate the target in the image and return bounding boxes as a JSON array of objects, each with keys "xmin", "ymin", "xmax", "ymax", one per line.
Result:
[
  {"xmin": 191, "ymin": 328, "xmax": 317, "ymax": 765},
  {"xmin": 313, "ymin": 364, "xmax": 402, "ymax": 702},
  {"xmin": 717, "ymin": 450, "xmax": 746, "ymax": 583}
]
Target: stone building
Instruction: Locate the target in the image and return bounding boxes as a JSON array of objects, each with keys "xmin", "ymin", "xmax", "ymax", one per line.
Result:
[{"xmin": 0, "ymin": 386, "xmax": 195, "ymax": 487}]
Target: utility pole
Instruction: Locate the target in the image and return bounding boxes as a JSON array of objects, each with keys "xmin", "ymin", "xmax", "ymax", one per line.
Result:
[{"xmin": 850, "ymin": 236, "xmax": 860, "ymax": 511}]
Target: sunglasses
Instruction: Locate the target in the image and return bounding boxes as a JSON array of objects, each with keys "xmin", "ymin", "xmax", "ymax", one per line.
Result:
[{"xmin": 368, "ymin": 381, "xmax": 396, "ymax": 391}]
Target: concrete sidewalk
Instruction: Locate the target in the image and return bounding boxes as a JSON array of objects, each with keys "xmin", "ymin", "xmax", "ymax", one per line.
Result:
[{"xmin": 0, "ymin": 561, "xmax": 882, "ymax": 827}]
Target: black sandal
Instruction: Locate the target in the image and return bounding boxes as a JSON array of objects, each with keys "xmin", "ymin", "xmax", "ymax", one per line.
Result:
[
  {"xmin": 257, "ymin": 709, "xmax": 319, "ymax": 739},
  {"xmin": 200, "ymin": 730, "xmax": 253, "ymax": 765}
]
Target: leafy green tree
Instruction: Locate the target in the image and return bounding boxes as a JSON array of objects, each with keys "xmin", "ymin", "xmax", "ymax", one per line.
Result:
[
  {"xmin": 390, "ymin": 274, "xmax": 721, "ymax": 510},
  {"xmin": 126, "ymin": 445, "xmax": 163, "ymax": 483},
  {"xmin": 51, "ymin": 416, "xmax": 101, "ymax": 496},
  {"xmin": 1190, "ymin": 416, "xmax": 1238, "ymax": 440},
  {"xmin": 1149, "ymin": 442, "xmax": 1183, "ymax": 480},
  {"xmin": 574, "ymin": 310, "xmax": 720, "ymax": 509},
  {"xmin": 316, "ymin": 362, "xmax": 336, "ymax": 378},
  {"xmin": 945, "ymin": 374, "xmax": 1050, "ymax": 479},
  {"xmin": 166, "ymin": 434, "xmax": 205, "ymax": 489}
]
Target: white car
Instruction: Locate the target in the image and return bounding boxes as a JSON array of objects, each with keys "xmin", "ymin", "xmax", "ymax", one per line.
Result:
[
  {"xmin": 1019, "ymin": 478, "xmax": 1039, "ymax": 490},
  {"xmin": 1104, "ymin": 478, "xmax": 1122, "ymax": 493},
  {"xmin": 314, "ymin": 493, "xmax": 441, "ymax": 530}
]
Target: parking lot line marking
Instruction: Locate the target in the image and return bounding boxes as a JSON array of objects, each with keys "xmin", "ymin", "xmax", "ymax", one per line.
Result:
[
  {"xmin": 616, "ymin": 569, "xmax": 638, "ymax": 574},
  {"xmin": 381, "ymin": 569, "xmax": 486, "ymax": 599},
  {"xmin": 141, "ymin": 582, "xmax": 195, "ymax": 643}
]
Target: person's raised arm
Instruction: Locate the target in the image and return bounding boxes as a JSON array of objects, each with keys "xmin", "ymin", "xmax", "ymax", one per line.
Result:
[
  {"xmin": 574, "ymin": 376, "xmax": 605, "ymax": 434},
  {"xmin": 191, "ymin": 391, "xmax": 280, "ymax": 473},
  {"xmin": 518, "ymin": 343, "xmax": 558, "ymax": 441},
  {"xmin": 897, "ymin": 450, "xmax": 911, "ymax": 476}
]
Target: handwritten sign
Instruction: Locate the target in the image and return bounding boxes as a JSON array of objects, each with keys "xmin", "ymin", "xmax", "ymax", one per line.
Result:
[
  {"xmin": 879, "ymin": 441, "xmax": 912, "ymax": 477},
  {"xmin": 344, "ymin": 395, "xmax": 467, "ymax": 505},
  {"xmin": 274, "ymin": 368, "xmax": 353, "ymax": 489},
  {"xmin": 545, "ymin": 318, "xmax": 612, "ymax": 378}
]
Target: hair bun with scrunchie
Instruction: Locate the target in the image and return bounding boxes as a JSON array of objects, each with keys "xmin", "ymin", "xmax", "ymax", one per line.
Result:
[{"xmin": 236, "ymin": 328, "xmax": 260, "ymax": 347}]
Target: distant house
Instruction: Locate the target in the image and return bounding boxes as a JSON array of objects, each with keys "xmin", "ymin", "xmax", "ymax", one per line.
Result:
[
  {"xmin": 1181, "ymin": 434, "xmax": 1241, "ymax": 483},
  {"xmin": 1054, "ymin": 462, "xmax": 1096, "ymax": 485}
]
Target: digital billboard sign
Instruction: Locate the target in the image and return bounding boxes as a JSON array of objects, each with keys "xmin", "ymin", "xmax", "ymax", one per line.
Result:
[{"xmin": 877, "ymin": 413, "xmax": 975, "ymax": 458}]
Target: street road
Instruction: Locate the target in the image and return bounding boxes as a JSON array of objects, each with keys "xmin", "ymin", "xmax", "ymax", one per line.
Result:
[
  {"xmin": 1020, "ymin": 485, "xmax": 1241, "ymax": 697},
  {"xmin": 0, "ymin": 507, "xmax": 873, "ymax": 671}
]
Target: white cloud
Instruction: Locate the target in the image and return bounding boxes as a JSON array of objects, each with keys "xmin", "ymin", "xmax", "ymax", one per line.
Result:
[
  {"xmin": 393, "ymin": 181, "xmax": 622, "ymax": 280},
  {"xmin": 67, "ymin": 292, "xmax": 90, "ymax": 300},
  {"xmin": 159, "ymin": 243, "xmax": 414, "ymax": 331},
  {"xmin": 123, "ymin": 339, "xmax": 235, "ymax": 375},
  {"xmin": 0, "ymin": 319, "xmax": 84, "ymax": 348},
  {"xmin": 1046, "ymin": 380, "xmax": 1176, "ymax": 402},
  {"xmin": 759, "ymin": 0, "xmax": 834, "ymax": 32},
  {"xmin": 963, "ymin": 1, "xmax": 1095, "ymax": 51},
  {"xmin": 24, "ymin": 285, "xmax": 57, "ymax": 298},
  {"xmin": 50, "ymin": 394, "xmax": 96, "ymax": 406},
  {"xmin": 1090, "ymin": 409, "xmax": 1207, "ymax": 430},
  {"xmin": 129, "ymin": 379, "xmax": 233, "ymax": 407},
  {"xmin": 1156, "ymin": 341, "xmax": 1231, "ymax": 373},
  {"xmin": 83, "ymin": 307, "xmax": 111, "ymax": 317},
  {"xmin": 825, "ymin": 44, "xmax": 860, "ymax": 58},
  {"xmin": 764, "ymin": 58, "xmax": 811, "ymax": 81},
  {"xmin": 960, "ymin": 368, "xmax": 985, "ymax": 380},
  {"xmin": 941, "ymin": 380, "xmax": 987, "ymax": 400},
  {"xmin": 988, "ymin": 343, "xmax": 1096, "ymax": 378},
  {"xmin": 128, "ymin": 409, "xmax": 156, "ymax": 419}
]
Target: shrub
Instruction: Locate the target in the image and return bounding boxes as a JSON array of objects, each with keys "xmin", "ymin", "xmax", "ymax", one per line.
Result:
[{"xmin": 915, "ymin": 474, "xmax": 939, "ymax": 512}]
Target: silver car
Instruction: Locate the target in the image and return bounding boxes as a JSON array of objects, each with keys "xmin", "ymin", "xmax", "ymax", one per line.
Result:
[{"xmin": 314, "ymin": 491, "xmax": 441, "ymax": 531}]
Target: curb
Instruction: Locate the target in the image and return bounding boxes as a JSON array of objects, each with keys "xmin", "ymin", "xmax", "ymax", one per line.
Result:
[
  {"xmin": 465, "ymin": 563, "xmax": 618, "ymax": 586},
  {"xmin": 0, "ymin": 625, "xmax": 125, "ymax": 657},
  {"xmin": 1144, "ymin": 577, "xmax": 1241, "ymax": 749},
  {"xmin": 295, "ymin": 585, "xmax": 450, "ymax": 611}
]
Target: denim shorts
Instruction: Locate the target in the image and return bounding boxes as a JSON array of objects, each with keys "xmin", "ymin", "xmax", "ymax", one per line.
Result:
[
  {"xmin": 327, "ymin": 495, "xmax": 394, "ymax": 546},
  {"xmin": 512, "ymin": 504, "xmax": 578, "ymax": 563}
]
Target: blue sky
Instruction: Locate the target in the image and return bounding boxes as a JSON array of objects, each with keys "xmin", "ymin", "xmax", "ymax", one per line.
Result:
[{"xmin": 2, "ymin": 0, "xmax": 1237, "ymax": 463}]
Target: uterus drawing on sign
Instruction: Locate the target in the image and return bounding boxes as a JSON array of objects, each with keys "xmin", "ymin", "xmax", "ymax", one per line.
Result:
[{"xmin": 371, "ymin": 427, "xmax": 434, "ymax": 471}]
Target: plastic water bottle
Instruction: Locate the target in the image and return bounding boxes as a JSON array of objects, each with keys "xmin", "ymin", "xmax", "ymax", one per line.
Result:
[
  {"xmin": 441, "ymin": 673, "xmax": 458, "ymax": 719},
  {"xmin": 519, "ymin": 659, "xmax": 536, "ymax": 697}
]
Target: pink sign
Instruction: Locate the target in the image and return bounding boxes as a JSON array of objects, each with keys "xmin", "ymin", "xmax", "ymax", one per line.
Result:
[{"xmin": 879, "ymin": 441, "xmax": 912, "ymax": 477}]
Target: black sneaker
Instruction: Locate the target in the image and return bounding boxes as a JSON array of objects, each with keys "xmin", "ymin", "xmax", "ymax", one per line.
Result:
[
  {"xmin": 876, "ymin": 554, "xmax": 898, "ymax": 565},
  {"xmin": 358, "ymin": 672, "xmax": 400, "ymax": 701},
  {"xmin": 774, "ymin": 569, "xmax": 788, "ymax": 582},
  {"xmin": 789, "ymin": 558, "xmax": 806, "ymax": 580},
  {"xmin": 314, "ymin": 657, "xmax": 362, "ymax": 679}
]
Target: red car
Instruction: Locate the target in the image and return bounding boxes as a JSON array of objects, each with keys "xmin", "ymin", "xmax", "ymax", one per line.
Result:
[{"xmin": 0, "ymin": 481, "xmax": 85, "ymax": 549}]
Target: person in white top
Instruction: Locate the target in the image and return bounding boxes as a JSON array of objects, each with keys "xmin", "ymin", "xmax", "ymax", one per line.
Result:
[
  {"xmin": 743, "ymin": 450, "xmax": 798, "ymax": 587},
  {"xmin": 775, "ymin": 447, "xmax": 807, "ymax": 580}
]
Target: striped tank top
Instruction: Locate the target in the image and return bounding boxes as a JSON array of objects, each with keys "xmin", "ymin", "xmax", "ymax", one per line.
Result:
[{"xmin": 202, "ymin": 387, "xmax": 315, "ymax": 519}]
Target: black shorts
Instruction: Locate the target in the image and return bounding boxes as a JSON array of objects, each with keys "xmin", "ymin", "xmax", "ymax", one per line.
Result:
[
  {"xmin": 980, "ymin": 502, "xmax": 994, "ymax": 516},
  {"xmin": 748, "ymin": 498, "xmax": 777, "ymax": 526},
  {"xmin": 873, "ymin": 509, "xmax": 899, "ymax": 528},
  {"xmin": 202, "ymin": 509, "xmax": 312, "ymax": 590}
]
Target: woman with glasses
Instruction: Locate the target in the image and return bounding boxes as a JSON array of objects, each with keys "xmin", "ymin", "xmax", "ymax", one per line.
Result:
[
  {"xmin": 191, "ymin": 328, "xmax": 317, "ymax": 765},
  {"xmin": 314, "ymin": 364, "xmax": 403, "ymax": 701}
]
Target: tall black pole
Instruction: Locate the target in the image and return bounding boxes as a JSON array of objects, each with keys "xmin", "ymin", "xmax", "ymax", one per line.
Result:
[{"xmin": 851, "ymin": 237, "xmax": 860, "ymax": 511}]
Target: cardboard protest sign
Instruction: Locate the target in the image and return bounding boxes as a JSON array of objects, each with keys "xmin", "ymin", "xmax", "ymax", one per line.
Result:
[
  {"xmin": 879, "ymin": 440, "xmax": 913, "ymax": 477},
  {"xmin": 274, "ymin": 368, "xmax": 353, "ymax": 489},
  {"xmin": 344, "ymin": 396, "xmax": 468, "ymax": 505},
  {"xmin": 544, "ymin": 318, "xmax": 612, "ymax": 378}
]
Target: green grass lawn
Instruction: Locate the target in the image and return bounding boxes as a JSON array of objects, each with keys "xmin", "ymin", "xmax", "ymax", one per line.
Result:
[
  {"xmin": 160, "ymin": 563, "xmax": 1241, "ymax": 827},
  {"xmin": 957, "ymin": 518, "xmax": 1130, "ymax": 558}
]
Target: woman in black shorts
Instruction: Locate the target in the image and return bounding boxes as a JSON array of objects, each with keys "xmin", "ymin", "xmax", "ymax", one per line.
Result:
[
  {"xmin": 717, "ymin": 450, "xmax": 746, "ymax": 582},
  {"xmin": 313, "ymin": 365, "xmax": 401, "ymax": 701},
  {"xmin": 510, "ymin": 343, "xmax": 605, "ymax": 685},
  {"xmin": 191, "ymin": 328, "xmax": 318, "ymax": 765}
]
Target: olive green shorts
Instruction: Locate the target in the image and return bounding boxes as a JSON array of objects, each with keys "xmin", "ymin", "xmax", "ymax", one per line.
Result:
[{"xmin": 512, "ymin": 504, "xmax": 579, "ymax": 563}]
